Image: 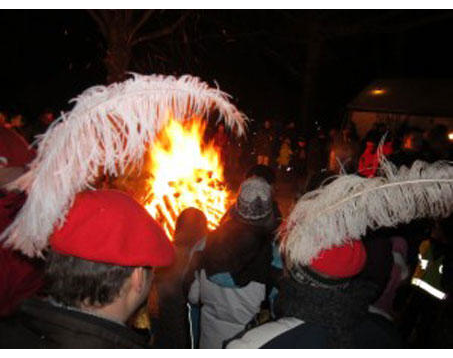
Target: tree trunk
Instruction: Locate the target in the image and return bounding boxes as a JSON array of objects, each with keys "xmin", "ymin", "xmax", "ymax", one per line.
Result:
[
  {"xmin": 301, "ymin": 37, "xmax": 322, "ymax": 133},
  {"xmin": 104, "ymin": 14, "xmax": 132, "ymax": 84}
]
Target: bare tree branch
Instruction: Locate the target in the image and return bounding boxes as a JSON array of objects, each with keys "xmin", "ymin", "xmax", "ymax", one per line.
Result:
[
  {"xmin": 379, "ymin": 11, "xmax": 453, "ymax": 33},
  {"xmin": 129, "ymin": 9, "xmax": 157, "ymax": 42},
  {"xmin": 132, "ymin": 11, "xmax": 191, "ymax": 46},
  {"xmin": 88, "ymin": 10, "xmax": 108, "ymax": 38}
]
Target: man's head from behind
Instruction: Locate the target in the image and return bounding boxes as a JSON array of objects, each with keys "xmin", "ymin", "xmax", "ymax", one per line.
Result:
[
  {"xmin": 45, "ymin": 190, "xmax": 174, "ymax": 323},
  {"xmin": 44, "ymin": 252, "xmax": 152, "ymax": 323}
]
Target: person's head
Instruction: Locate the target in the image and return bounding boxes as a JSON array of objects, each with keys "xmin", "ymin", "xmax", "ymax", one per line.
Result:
[
  {"xmin": 45, "ymin": 251, "xmax": 152, "ymax": 321},
  {"xmin": 431, "ymin": 214, "xmax": 453, "ymax": 245},
  {"xmin": 297, "ymin": 137, "xmax": 307, "ymax": 148},
  {"xmin": 174, "ymin": 207, "xmax": 208, "ymax": 248},
  {"xmin": 40, "ymin": 110, "xmax": 55, "ymax": 126},
  {"xmin": 428, "ymin": 124, "xmax": 448, "ymax": 142},
  {"xmin": 287, "ymin": 121, "xmax": 295, "ymax": 129},
  {"xmin": 234, "ymin": 176, "xmax": 273, "ymax": 226},
  {"xmin": 10, "ymin": 114, "xmax": 24, "ymax": 128},
  {"xmin": 218, "ymin": 123, "xmax": 225, "ymax": 133},
  {"xmin": 289, "ymin": 170, "xmax": 367, "ymax": 287},
  {"xmin": 0, "ymin": 112, "xmax": 7, "ymax": 126},
  {"xmin": 245, "ymin": 164, "xmax": 276, "ymax": 186},
  {"xmin": 46, "ymin": 190, "xmax": 174, "ymax": 323},
  {"xmin": 289, "ymin": 240, "xmax": 367, "ymax": 289},
  {"xmin": 264, "ymin": 120, "xmax": 271, "ymax": 129}
]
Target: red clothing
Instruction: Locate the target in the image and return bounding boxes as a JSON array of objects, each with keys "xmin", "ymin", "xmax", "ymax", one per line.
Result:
[
  {"xmin": 0, "ymin": 126, "xmax": 42, "ymax": 317},
  {"xmin": 0, "ymin": 126, "xmax": 35, "ymax": 167},
  {"xmin": 0, "ymin": 191, "xmax": 43, "ymax": 317},
  {"xmin": 358, "ymin": 141, "xmax": 394, "ymax": 178},
  {"xmin": 358, "ymin": 148, "xmax": 380, "ymax": 178}
]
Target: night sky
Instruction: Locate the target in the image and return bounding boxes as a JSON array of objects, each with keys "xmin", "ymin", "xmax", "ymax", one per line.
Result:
[{"xmin": 1, "ymin": 9, "xmax": 453, "ymax": 132}]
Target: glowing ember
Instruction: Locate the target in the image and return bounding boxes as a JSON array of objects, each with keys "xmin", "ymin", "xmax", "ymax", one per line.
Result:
[{"xmin": 145, "ymin": 117, "xmax": 230, "ymax": 238}]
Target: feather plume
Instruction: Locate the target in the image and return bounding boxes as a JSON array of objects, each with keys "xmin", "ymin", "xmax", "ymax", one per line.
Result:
[
  {"xmin": 281, "ymin": 159, "xmax": 453, "ymax": 268},
  {"xmin": 1, "ymin": 74, "xmax": 248, "ymax": 257}
]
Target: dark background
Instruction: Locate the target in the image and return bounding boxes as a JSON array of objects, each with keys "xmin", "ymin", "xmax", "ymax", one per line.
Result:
[{"xmin": 1, "ymin": 10, "xmax": 453, "ymax": 132}]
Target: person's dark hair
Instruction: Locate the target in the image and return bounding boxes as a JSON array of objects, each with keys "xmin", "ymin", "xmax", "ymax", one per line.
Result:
[
  {"xmin": 174, "ymin": 207, "xmax": 208, "ymax": 248},
  {"xmin": 44, "ymin": 250, "xmax": 134, "ymax": 308},
  {"xmin": 246, "ymin": 164, "xmax": 276, "ymax": 185}
]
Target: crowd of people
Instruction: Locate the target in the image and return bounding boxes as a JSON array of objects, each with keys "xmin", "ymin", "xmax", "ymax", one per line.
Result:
[
  {"xmin": 212, "ymin": 118, "xmax": 453, "ymax": 193},
  {"xmin": 0, "ymin": 108, "xmax": 453, "ymax": 349}
]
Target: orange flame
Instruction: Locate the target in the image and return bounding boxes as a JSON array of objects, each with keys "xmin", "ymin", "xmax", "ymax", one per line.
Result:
[{"xmin": 145, "ymin": 117, "xmax": 230, "ymax": 238}]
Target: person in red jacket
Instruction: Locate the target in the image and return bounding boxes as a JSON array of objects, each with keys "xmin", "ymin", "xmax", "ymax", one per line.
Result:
[{"xmin": 358, "ymin": 141, "xmax": 380, "ymax": 178}]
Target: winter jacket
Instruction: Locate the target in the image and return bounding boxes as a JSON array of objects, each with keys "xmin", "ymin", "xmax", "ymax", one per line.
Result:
[
  {"xmin": 227, "ymin": 276, "xmax": 403, "ymax": 349},
  {"xmin": 226, "ymin": 313, "xmax": 403, "ymax": 349},
  {"xmin": 189, "ymin": 269, "xmax": 266, "ymax": 348},
  {"xmin": 154, "ymin": 238, "xmax": 206, "ymax": 348},
  {"xmin": 0, "ymin": 298, "xmax": 150, "ymax": 348},
  {"xmin": 277, "ymin": 143, "xmax": 292, "ymax": 167},
  {"xmin": 188, "ymin": 216, "xmax": 275, "ymax": 348}
]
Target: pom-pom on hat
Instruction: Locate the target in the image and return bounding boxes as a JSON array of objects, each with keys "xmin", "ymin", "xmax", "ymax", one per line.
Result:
[
  {"xmin": 309, "ymin": 240, "xmax": 367, "ymax": 279},
  {"xmin": 49, "ymin": 190, "xmax": 174, "ymax": 267}
]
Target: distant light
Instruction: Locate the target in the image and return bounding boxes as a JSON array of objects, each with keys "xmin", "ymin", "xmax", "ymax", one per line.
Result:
[
  {"xmin": 371, "ymin": 88, "xmax": 386, "ymax": 96},
  {"xmin": 448, "ymin": 132, "xmax": 453, "ymax": 141}
]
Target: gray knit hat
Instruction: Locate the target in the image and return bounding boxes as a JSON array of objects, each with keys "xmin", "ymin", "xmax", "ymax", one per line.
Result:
[{"xmin": 235, "ymin": 176, "xmax": 273, "ymax": 221}]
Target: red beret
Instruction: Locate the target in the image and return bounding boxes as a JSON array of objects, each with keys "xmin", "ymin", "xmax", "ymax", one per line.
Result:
[
  {"xmin": 49, "ymin": 190, "xmax": 174, "ymax": 267},
  {"xmin": 310, "ymin": 240, "xmax": 366, "ymax": 278}
]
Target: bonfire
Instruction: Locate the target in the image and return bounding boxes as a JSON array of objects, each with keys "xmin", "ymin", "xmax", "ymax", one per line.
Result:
[{"xmin": 145, "ymin": 117, "xmax": 231, "ymax": 238}]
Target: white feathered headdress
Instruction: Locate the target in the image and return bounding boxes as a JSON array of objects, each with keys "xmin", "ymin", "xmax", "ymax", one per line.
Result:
[
  {"xmin": 281, "ymin": 159, "xmax": 453, "ymax": 269},
  {"xmin": 1, "ymin": 73, "xmax": 248, "ymax": 257}
]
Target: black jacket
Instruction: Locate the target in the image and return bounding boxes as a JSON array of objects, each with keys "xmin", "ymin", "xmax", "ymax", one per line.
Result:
[
  {"xmin": 0, "ymin": 298, "xmax": 150, "ymax": 348},
  {"xmin": 227, "ymin": 313, "xmax": 403, "ymax": 349},
  {"xmin": 203, "ymin": 215, "xmax": 274, "ymax": 287}
]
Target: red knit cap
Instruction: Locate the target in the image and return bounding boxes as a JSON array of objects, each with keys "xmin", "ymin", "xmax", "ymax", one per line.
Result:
[
  {"xmin": 309, "ymin": 240, "xmax": 366, "ymax": 278},
  {"xmin": 49, "ymin": 190, "xmax": 174, "ymax": 267}
]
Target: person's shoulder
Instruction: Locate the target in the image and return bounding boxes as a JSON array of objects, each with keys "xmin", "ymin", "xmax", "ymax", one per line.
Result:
[
  {"xmin": 354, "ymin": 313, "xmax": 404, "ymax": 348},
  {"xmin": 17, "ymin": 298, "xmax": 149, "ymax": 348},
  {"xmin": 226, "ymin": 317, "xmax": 323, "ymax": 349},
  {"xmin": 0, "ymin": 302, "xmax": 46, "ymax": 348}
]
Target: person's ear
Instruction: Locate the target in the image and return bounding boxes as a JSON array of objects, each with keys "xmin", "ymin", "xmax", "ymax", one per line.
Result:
[
  {"xmin": 130, "ymin": 267, "xmax": 154, "ymax": 294},
  {"xmin": 130, "ymin": 267, "xmax": 147, "ymax": 294}
]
